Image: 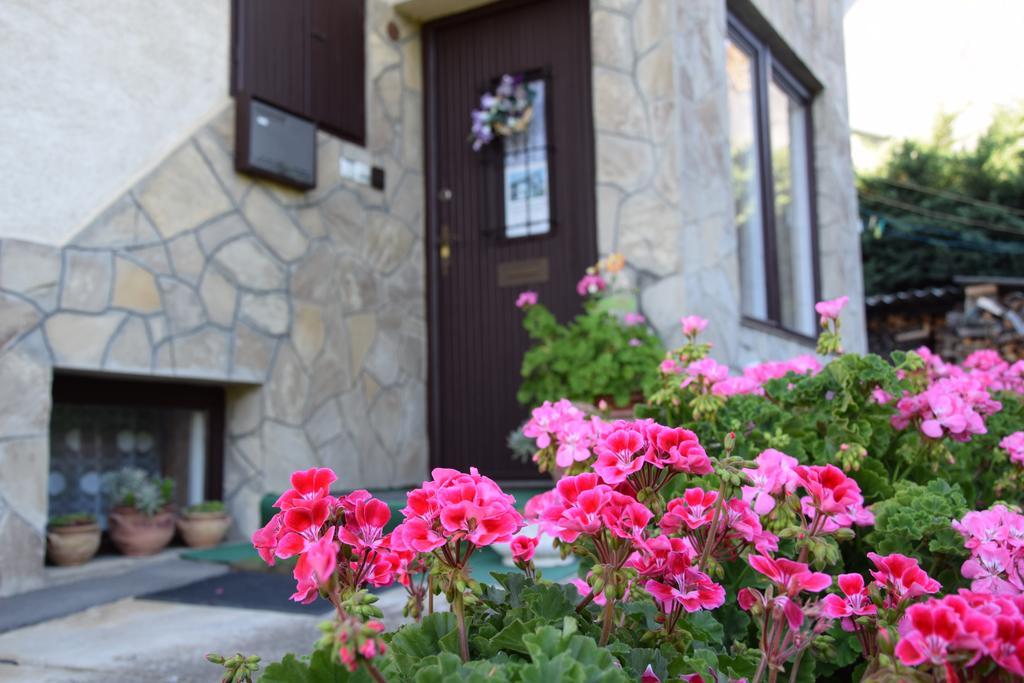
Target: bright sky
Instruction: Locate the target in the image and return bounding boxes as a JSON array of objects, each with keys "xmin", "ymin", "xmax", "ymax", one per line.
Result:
[{"xmin": 844, "ymin": 0, "xmax": 1024, "ymax": 143}]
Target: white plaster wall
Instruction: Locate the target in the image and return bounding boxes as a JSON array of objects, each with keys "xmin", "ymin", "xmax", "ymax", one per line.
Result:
[{"xmin": 0, "ymin": 0, "xmax": 231, "ymax": 245}]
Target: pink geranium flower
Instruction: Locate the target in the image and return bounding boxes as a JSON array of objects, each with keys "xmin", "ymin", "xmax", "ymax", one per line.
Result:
[
  {"xmin": 515, "ymin": 290, "xmax": 538, "ymax": 308},
  {"xmin": 680, "ymin": 315, "xmax": 708, "ymax": 336},
  {"xmin": 593, "ymin": 426, "xmax": 648, "ymax": 485},
  {"xmin": 894, "ymin": 602, "xmax": 960, "ymax": 667},
  {"xmin": 1001, "ymin": 431, "xmax": 1024, "ymax": 465},
  {"xmin": 576, "ymin": 273, "xmax": 607, "ymax": 296},
  {"xmin": 821, "ymin": 573, "xmax": 877, "ymax": 631},
  {"xmin": 660, "ymin": 488, "xmax": 719, "ymax": 533},
  {"xmin": 510, "ymin": 535, "xmax": 539, "ymax": 563},
  {"xmin": 867, "ymin": 552, "xmax": 941, "ymax": 607},
  {"xmin": 741, "ymin": 448, "xmax": 800, "ymax": 515},
  {"xmin": 814, "ymin": 295, "xmax": 848, "ymax": 324},
  {"xmin": 748, "ymin": 554, "xmax": 832, "ymax": 598}
]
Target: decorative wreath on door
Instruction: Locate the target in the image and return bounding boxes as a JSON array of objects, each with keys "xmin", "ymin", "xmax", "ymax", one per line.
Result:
[{"xmin": 469, "ymin": 74, "xmax": 535, "ymax": 151}]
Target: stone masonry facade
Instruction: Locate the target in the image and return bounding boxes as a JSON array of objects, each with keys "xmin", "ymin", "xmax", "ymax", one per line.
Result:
[
  {"xmin": 0, "ymin": 1, "xmax": 426, "ymax": 595},
  {"xmin": 0, "ymin": 0, "xmax": 862, "ymax": 595}
]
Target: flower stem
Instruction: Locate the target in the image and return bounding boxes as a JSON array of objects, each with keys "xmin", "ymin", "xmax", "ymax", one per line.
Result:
[
  {"xmin": 365, "ymin": 662, "xmax": 389, "ymax": 683},
  {"xmin": 599, "ymin": 593, "xmax": 615, "ymax": 646},
  {"xmin": 452, "ymin": 589, "xmax": 470, "ymax": 662},
  {"xmin": 575, "ymin": 590, "xmax": 597, "ymax": 614},
  {"xmin": 788, "ymin": 649, "xmax": 806, "ymax": 683}
]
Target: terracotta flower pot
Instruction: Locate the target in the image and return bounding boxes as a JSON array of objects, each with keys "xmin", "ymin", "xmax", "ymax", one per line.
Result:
[
  {"xmin": 108, "ymin": 507, "xmax": 176, "ymax": 556},
  {"xmin": 177, "ymin": 511, "xmax": 231, "ymax": 549},
  {"xmin": 47, "ymin": 522, "xmax": 101, "ymax": 566}
]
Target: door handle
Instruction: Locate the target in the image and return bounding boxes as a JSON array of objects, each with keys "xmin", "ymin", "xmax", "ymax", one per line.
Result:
[{"xmin": 439, "ymin": 223, "xmax": 458, "ymax": 277}]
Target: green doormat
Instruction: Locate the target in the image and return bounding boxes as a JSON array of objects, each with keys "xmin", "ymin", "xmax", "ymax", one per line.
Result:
[{"xmin": 183, "ymin": 542, "xmax": 578, "ymax": 587}]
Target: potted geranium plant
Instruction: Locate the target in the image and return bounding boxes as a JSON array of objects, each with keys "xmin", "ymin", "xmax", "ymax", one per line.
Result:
[
  {"xmin": 177, "ymin": 500, "xmax": 231, "ymax": 549},
  {"xmin": 103, "ymin": 467, "xmax": 176, "ymax": 556},
  {"xmin": 46, "ymin": 512, "xmax": 101, "ymax": 566},
  {"xmin": 515, "ymin": 254, "xmax": 664, "ymax": 412}
]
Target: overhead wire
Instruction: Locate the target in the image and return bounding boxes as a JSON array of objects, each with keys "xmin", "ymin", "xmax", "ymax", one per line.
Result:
[{"xmin": 866, "ymin": 176, "xmax": 1024, "ymax": 220}]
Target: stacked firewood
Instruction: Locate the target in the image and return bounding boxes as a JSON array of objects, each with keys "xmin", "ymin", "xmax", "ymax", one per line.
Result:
[{"xmin": 944, "ymin": 284, "xmax": 1024, "ymax": 362}]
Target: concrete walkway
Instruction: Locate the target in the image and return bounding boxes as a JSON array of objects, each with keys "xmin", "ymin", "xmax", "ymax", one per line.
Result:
[
  {"xmin": 0, "ymin": 551, "xmax": 415, "ymax": 683},
  {"xmin": 0, "ymin": 597, "xmax": 330, "ymax": 682}
]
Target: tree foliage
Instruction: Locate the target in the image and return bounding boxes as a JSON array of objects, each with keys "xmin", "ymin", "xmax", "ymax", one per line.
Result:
[{"xmin": 859, "ymin": 109, "xmax": 1024, "ymax": 294}]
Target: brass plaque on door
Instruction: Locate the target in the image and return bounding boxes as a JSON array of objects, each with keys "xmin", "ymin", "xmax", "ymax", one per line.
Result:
[{"xmin": 497, "ymin": 257, "xmax": 550, "ymax": 287}]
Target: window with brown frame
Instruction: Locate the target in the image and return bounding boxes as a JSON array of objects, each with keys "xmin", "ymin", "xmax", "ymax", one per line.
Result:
[{"xmin": 725, "ymin": 12, "xmax": 820, "ymax": 339}]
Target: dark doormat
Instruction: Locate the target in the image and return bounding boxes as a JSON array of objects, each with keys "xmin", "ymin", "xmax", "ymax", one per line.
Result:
[{"xmin": 140, "ymin": 571, "xmax": 333, "ymax": 616}]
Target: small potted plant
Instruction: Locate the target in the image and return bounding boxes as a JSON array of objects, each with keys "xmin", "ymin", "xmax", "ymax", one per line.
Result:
[
  {"xmin": 515, "ymin": 255, "xmax": 664, "ymax": 411},
  {"xmin": 103, "ymin": 467, "xmax": 176, "ymax": 556},
  {"xmin": 177, "ymin": 500, "xmax": 232, "ymax": 548},
  {"xmin": 46, "ymin": 512, "xmax": 101, "ymax": 566}
]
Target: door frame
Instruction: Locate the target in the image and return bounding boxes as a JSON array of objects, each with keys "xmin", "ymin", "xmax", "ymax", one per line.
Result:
[{"xmin": 421, "ymin": 0, "xmax": 597, "ymax": 474}]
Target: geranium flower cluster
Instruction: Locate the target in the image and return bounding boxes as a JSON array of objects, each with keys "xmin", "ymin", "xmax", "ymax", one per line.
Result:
[
  {"xmin": 891, "ymin": 374, "xmax": 1002, "ymax": 442},
  {"xmin": 593, "ymin": 420, "xmax": 712, "ymax": 492},
  {"xmin": 741, "ymin": 451, "xmax": 875, "ymax": 533},
  {"xmin": 391, "ymin": 467, "xmax": 523, "ymax": 559},
  {"xmin": 895, "ymin": 591, "xmax": 1024, "ymax": 677},
  {"xmin": 522, "ymin": 399, "xmax": 611, "ymax": 471},
  {"xmin": 661, "ymin": 355, "xmax": 820, "ymax": 399},
  {"xmin": 919, "ymin": 346, "xmax": 1024, "ymax": 394},
  {"xmin": 252, "ymin": 468, "xmax": 398, "ymax": 604},
  {"xmin": 952, "ymin": 505, "xmax": 1024, "ymax": 595}
]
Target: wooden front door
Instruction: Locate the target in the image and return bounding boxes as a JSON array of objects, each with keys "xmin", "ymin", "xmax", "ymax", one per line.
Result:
[{"xmin": 424, "ymin": 0, "xmax": 597, "ymax": 479}]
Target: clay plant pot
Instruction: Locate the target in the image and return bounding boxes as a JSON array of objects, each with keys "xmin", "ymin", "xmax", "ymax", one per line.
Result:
[
  {"xmin": 108, "ymin": 506, "xmax": 176, "ymax": 556},
  {"xmin": 47, "ymin": 522, "xmax": 101, "ymax": 566},
  {"xmin": 177, "ymin": 511, "xmax": 231, "ymax": 549}
]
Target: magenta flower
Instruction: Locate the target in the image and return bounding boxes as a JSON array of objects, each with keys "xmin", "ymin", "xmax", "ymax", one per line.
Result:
[
  {"xmin": 624, "ymin": 312, "xmax": 646, "ymax": 326},
  {"xmin": 680, "ymin": 315, "xmax": 708, "ymax": 337},
  {"xmin": 660, "ymin": 488, "xmax": 719, "ymax": 533},
  {"xmin": 867, "ymin": 552, "xmax": 941, "ymax": 607},
  {"xmin": 593, "ymin": 426, "xmax": 648, "ymax": 485},
  {"xmin": 510, "ymin": 534, "xmax": 539, "ymax": 563},
  {"xmin": 747, "ymin": 554, "xmax": 832, "ymax": 598},
  {"xmin": 515, "ymin": 290, "xmax": 538, "ymax": 308},
  {"xmin": 894, "ymin": 602, "xmax": 960, "ymax": 667},
  {"xmin": 576, "ymin": 273, "xmax": 607, "ymax": 296},
  {"xmin": 1000, "ymin": 431, "xmax": 1024, "ymax": 465},
  {"xmin": 814, "ymin": 295, "xmax": 849, "ymax": 324},
  {"xmin": 741, "ymin": 448, "xmax": 800, "ymax": 515},
  {"xmin": 821, "ymin": 573, "xmax": 877, "ymax": 631}
]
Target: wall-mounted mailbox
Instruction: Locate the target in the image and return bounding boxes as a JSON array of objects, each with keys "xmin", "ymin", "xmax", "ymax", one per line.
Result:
[{"xmin": 235, "ymin": 94, "xmax": 317, "ymax": 190}]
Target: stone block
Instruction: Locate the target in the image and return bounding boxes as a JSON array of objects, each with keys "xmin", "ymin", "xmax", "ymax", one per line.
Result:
[
  {"xmin": 292, "ymin": 303, "xmax": 326, "ymax": 368},
  {"xmin": 168, "ymin": 232, "xmax": 206, "ymax": 284},
  {"xmin": 172, "ymin": 327, "xmax": 231, "ymax": 378},
  {"xmin": 0, "ymin": 240, "xmax": 60, "ymax": 310},
  {"xmin": 633, "ymin": 0, "xmax": 669, "ymax": 54},
  {"xmin": 596, "ymin": 135, "xmax": 654, "ymax": 192},
  {"xmin": 199, "ymin": 267, "xmax": 238, "ymax": 328},
  {"xmin": 637, "ymin": 41, "xmax": 674, "ymax": 101},
  {"xmin": 345, "ymin": 312, "xmax": 377, "ymax": 374},
  {"xmin": 232, "ymin": 322, "xmax": 276, "ymax": 383},
  {"xmin": 593, "ymin": 69, "xmax": 647, "ymax": 137},
  {"xmin": 111, "ymin": 257, "xmax": 162, "ymax": 313},
  {"xmin": 618, "ymin": 191, "xmax": 682, "ymax": 277},
  {"xmin": 213, "ymin": 236, "xmax": 287, "ymax": 292},
  {"xmin": 0, "ymin": 436, "xmax": 48, "ymax": 530},
  {"xmin": 226, "ymin": 386, "xmax": 263, "ymax": 437},
  {"xmin": 135, "ymin": 143, "xmax": 233, "ymax": 239},
  {"xmin": 105, "ymin": 316, "xmax": 152, "ymax": 372},
  {"xmin": 265, "ymin": 344, "xmax": 309, "ymax": 425},
  {"xmin": 0, "ymin": 510, "xmax": 45, "ymax": 597},
  {"xmin": 592, "ymin": 9, "xmax": 634, "ymax": 70},
  {"xmin": 194, "ymin": 122, "xmax": 253, "ymax": 206},
  {"xmin": 240, "ymin": 292, "xmax": 290, "ymax": 336},
  {"xmin": 365, "ymin": 212, "xmax": 414, "ymax": 275},
  {"xmin": 307, "ymin": 337, "xmax": 355, "ymax": 411},
  {"xmin": 241, "ymin": 189, "xmax": 309, "ymax": 263},
  {"xmin": 261, "ymin": 421, "xmax": 316, "ymax": 491},
  {"xmin": 158, "ymin": 278, "xmax": 206, "ymax": 334},
  {"xmin": 197, "ymin": 213, "xmax": 250, "ymax": 256},
  {"xmin": 71, "ymin": 195, "xmax": 162, "ymax": 249},
  {"xmin": 45, "ymin": 312, "xmax": 124, "ymax": 368},
  {"xmin": 305, "ymin": 398, "xmax": 344, "ymax": 448},
  {"xmin": 0, "ymin": 293, "xmax": 41, "ymax": 352},
  {"xmin": 60, "ymin": 250, "xmax": 112, "ymax": 313}
]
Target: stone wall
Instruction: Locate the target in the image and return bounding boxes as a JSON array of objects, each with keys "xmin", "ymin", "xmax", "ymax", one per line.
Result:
[
  {"xmin": 591, "ymin": 0, "xmax": 866, "ymax": 365},
  {"xmin": 0, "ymin": 0, "xmax": 426, "ymax": 596}
]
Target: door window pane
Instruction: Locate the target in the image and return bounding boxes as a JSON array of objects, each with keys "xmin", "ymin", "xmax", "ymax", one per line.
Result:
[
  {"xmin": 726, "ymin": 40, "xmax": 768, "ymax": 320},
  {"xmin": 503, "ymin": 79, "xmax": 550, "ymax": 238},
  {"xmin": 768, "ymin": 82, "xmax": 816, "ymax": 336}
]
